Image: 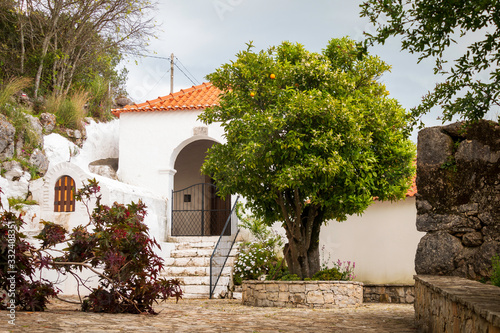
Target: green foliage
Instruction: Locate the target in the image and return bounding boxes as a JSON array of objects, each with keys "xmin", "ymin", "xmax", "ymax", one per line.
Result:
[
  {"xmin": 46, "ymin": 91, "xmax": 88, "ymax": 130},
  {"xmin": 0, "ymin": 0, "xmax": 151, "ymax": 102},
  {"xmin": 0, "ymin": 77, "xmax": 31, "ymax": 109},
  {"xmin": 360, "ymin": 0, "xmax": 500, "ymax": 124},
  {"xmin": 440, "ymin": 155, "xmax": 457, "ymax": 172},
  {"xmin": 2, "ymin": 103, "xmax": 40, "ymax": 154},
  {"xmin": 7, "ymin": 196, "xmax": 38, "ymax": 211},
  {"xmin": 200, "ymin": 37, "xmax": 416, "ymax": 278},
  {"xmin": 85, "ymin": 74, "xmax": 113, "ymax": 122},
  {"xmin": 233, "ymin": 208, "xmax": 284, "ymax": 285},
  {"xmin": 491, "ymin": 254, "xmax": 500, "ymax": 287},
  {"xmin": 311, "ymin": 268, "xmax": 342, "ymax": 281},
  {"xmin": 233, "ymin": 242, "xmax": 282, "ymax": 285},
  {"xmin": 276, "ymin": 273, "xmax": 301, "ymax": 281},
  {"xmin": 310, "ymin": 260, "xmax": 356, "ymax": 281},
  {"xmin": 0, "ymin": 78, "xmax": 41, "ymax": 156}
]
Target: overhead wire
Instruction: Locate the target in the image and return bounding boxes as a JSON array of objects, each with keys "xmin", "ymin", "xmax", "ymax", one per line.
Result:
[
  {"xmin": 175, "ymin": 56, "xmax": 201, "ymax": 85},
  {"xmin": 124, "ymin": 52, "xmax": 202, "ymax": 92}
]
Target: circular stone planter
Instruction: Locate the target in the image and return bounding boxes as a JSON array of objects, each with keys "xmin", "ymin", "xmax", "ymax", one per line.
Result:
[{"xmin": 242, "ymin": 280, "xmax": 364, "ymax": 308}]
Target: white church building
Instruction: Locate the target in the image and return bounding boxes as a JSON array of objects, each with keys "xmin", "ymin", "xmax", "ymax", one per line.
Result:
[{"xmin": 24, "ymin": 82, "xmax": 421, "ymax": 297}]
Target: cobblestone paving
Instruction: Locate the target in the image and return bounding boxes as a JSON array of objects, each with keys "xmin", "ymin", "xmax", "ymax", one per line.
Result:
[{"xmin": 1, "ymin": 298, "xmax": 417, "ymax": 332}]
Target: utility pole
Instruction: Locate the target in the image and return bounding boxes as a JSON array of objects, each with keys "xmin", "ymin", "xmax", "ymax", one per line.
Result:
[{"xmin": 170, "ymin": 53, "xmax": 174, "ymax": 94}]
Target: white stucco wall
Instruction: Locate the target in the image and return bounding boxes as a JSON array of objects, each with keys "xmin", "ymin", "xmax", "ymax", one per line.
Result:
[
  {"xmin": 270, "ymin": 197, "xmax": 421, "ymax": 284},
  {"xmin": 117, "ymin": 110, "xmax": 225, "ymax": 199},
  {"xmin": 319, "ymin": 196, "xmax": 421, "ymax": 284}
]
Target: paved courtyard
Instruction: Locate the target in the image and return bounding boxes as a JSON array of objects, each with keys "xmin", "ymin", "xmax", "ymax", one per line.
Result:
[{"xmin": 1, "ymin": 297, "xmax": 416, "ymax": 332}]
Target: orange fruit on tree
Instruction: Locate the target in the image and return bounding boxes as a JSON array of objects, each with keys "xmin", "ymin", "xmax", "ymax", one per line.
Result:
[
  {"xmin": 250, "ymin": 92, "xmax": 255, "ymax": 97},
  {"xmin": 270, "ymin": 73, "xmax": 276, "ymax": 79}
]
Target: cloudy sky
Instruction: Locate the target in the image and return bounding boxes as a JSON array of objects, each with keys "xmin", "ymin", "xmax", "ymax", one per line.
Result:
[{"xmin": 121, "ymin": 0, "xmax": 496, "ymax": 141}]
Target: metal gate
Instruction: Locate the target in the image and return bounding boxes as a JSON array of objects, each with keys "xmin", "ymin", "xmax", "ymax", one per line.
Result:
[{"xmin": 171, "ymin": 183, "xmax": 231, "ymax": 236}]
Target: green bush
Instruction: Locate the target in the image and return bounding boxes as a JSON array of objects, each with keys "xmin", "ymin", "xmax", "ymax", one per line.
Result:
[
  {"xmin": 0, "ymin": 77, "xmax": 31, "ymax": 109},
  {"xmin": 46, "ymin": 91, "xmax": 88, "ymax": 130},
  {"xmin": 233, "ymin": 242, "xmax": 281, "ymax": 285},
  {"xmin": 311, "ymin": 267, "xmax": 343, "ymax": 281},
  {"xmin": 276, "ymin": 273, "xmax": 301, "ymax": 281},
  {"xmin": 1, "ymin": 103, "xmax": 41, "ymax": 157},
  {"xmin": 7, "ymin": 196, "xmax": 38, "ymax": 210},
  {"xmin": 233, "ymin": 206, "xmax": 284, "ymax": 285},
  {"xmin": 86, "ymin": 75, "xmax": 113, "ymax": 121}
]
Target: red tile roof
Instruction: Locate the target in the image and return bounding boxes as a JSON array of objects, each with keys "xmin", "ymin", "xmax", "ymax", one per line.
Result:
[
  {"xmin": 406, "ymin": 175, "xmax": 417, "ymax": 197},
  {"xmin": 112, "ymin": 82, "xmax": 418, "ymax": 197},
  {"xmin": 111, "ymin": 82, "xmax": 221, "ymax": 117}
]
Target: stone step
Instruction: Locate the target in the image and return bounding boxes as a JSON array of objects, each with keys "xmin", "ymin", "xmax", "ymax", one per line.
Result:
[
  {"xmin": 174, "ymin": 242, "xmax": 218, "ymax": 250},
  {"xmin": 170, "ymin": 248, "xmax": 239, "ymax": 259},
  {"xmin": 180, "ymin": 285, "xmax": 228, "ymax": 299},
  {"xmin": 162, "ymin": 239, "xmax": 242, "ymax": 299},
  {"xmin": 172, "ymin": 276, "xmax": 230, "ymax": 286},
  {"xmin": 164, "ymin": 256, "xmax": 236, "ymax": 268},
  {"xmin": 162, "ymin": 265, "xmax": 233, "ymax": 277},
  {"xmin": 170, "ymin": 248, "xmax": 214, "ymax": 258},
  {"xmin": 233, "ymin": 285, "xmax": 243, "ymax": 300}
]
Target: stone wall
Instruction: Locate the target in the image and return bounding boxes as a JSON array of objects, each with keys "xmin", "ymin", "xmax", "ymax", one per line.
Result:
[
  {"xmin": 414, "ymin": 275, "xmax": 500, "ymax": 332},
  {"xmin": 363, "ymin": 284, "xmax": 414, "ymax": 303},
  {"xmin": 242, "ymin": 281, "xmax": 363, "ymax": 308},
  {"xmin": 415, "ymin": 120, "xmax": 500, "ymax": 280}
]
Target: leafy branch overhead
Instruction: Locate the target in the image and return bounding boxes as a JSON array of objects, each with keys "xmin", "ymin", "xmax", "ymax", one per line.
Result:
[
  {"xmin": 360, "ymin": 0, "xmax": 500, "ymax": 124},
  {"xmin": 200, "ymin": 38, "xmax": 415, "ymax": 279}
]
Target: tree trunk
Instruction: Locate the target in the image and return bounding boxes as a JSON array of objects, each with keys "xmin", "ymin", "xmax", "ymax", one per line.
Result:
[
  {"xmin": 20, "ymin": 19, "xmax": 25, "ymax": 74},
  {"xmin": 281, "ymin": 203, "xmax": 323, "ymax": 279}
]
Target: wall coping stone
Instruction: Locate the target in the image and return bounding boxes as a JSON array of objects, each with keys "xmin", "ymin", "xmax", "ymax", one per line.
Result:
[
  {"xmin": 414, "ymin": 275, "xmax": 500, "ymax": 328},
  {"xmin": 363, "ymin": 283, "xmax": 414, "ymax": 287},
  {"xmin": 243, "ymin": 280, "xmax": 364, "ymax": 286}
]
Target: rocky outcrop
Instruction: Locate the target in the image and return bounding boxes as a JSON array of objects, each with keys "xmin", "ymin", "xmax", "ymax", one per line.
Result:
[
  {"xmin": 415, "ymin": 120, "xmax": 500, "ymax": 280},
  {"xmin": 39, "ymin": 113, "xmax": 56, "ymax": 133},
  {"xmin": 88, "ymin": 158, "xmax": 118, "ymax": 180},
  {"xmin": 29, "ymin": 148, "xmax": 49, "ymax": 174},
  {"xmin": 0, "ymin": 110, "xmax": 50, "ymax": 185},
  {"xmin": 115, "ymin": 97, "xmax": 132, "ymax": 108},
  {"xmin": 0, "ymin": 114, "xmax": 16, "ymax": 160}
]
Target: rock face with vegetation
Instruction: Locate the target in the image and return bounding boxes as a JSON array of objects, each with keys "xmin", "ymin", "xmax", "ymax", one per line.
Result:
[{"xmin": 415, "ymin": 120, "xmax": 500, "ymax": 280}]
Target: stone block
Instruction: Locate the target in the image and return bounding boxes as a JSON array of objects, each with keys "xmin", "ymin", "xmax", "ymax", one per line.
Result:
[
  {"xmin": 278, "ymin": 292, "xmax": 289, "ymax": 302},
  {"xmin": 456, "ymin": 139, "xmax": 500, "ymax": 164},
  {"xmin": 305, "ymin": 283, "xmax": 320, "ymax": 291},
  {"xmin": 416, "ymin": 213, "xmax": 478, "ymax": 232},
  {"xmin": 462, "ymin": 232, "xmax": 483, "ymax": 247},
  {"xmin": 267, "ymin": 292, "xmax": 279, "ymax": 301},
  {"xmin": 279, "ymin": 283, "xmax": 289, "ymax": 292},
  {"xmin": 417, "ymin": 127, "xmax": 454, "ymax": 168},
  {"xmin": 415, "ymin": 231, "xmax": 464, "ymax": 275},
  {"xmin": 289, "ymin": 283, "xmax": 305, "ymax": 293},
  {"xmin": 306, "ymin": 291, "xmax": 324, "ymax": 304},
  {"xmin": 266, "ymin": 283, "xmax": 279, "ymax": 292}
]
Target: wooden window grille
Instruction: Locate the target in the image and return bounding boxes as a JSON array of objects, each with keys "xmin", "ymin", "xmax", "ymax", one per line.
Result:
[{"xmin": 54, "ymin": 176, "xmax": 75, "ymax": 212}]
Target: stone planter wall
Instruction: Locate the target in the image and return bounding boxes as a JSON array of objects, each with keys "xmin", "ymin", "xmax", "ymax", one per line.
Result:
[
  {"xmin": 363, "ymin": 284, "xmax": 415, "ymax": 304},
  {"xmin": 242, "ymin": 280, "xmax": 363, "ymax": 308},
  {"xmin": 414, "ymin": 275, "xmax": 500, "ymax": 332}
]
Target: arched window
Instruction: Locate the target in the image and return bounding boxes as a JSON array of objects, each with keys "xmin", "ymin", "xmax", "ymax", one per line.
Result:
[{"xmin": 54, "ymin": 176, "xmax": 75, "ymax": 212}]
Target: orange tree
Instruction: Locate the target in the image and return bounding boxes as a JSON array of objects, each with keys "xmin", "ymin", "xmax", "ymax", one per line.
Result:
[{"xmin": 199, "ymin": 38, "xmax": 416, "ymax": 279}]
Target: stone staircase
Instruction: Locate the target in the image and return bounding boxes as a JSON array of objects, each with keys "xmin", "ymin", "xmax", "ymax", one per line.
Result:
[{"xmin": 161, "ymin": 237, "xmax": 240, "ymax": 299}]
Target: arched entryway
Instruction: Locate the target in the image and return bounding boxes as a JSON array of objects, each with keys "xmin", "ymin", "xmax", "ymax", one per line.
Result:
[{"xmin": 171, "ymin": 140, "xmax": 231, "ymax": 236}]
